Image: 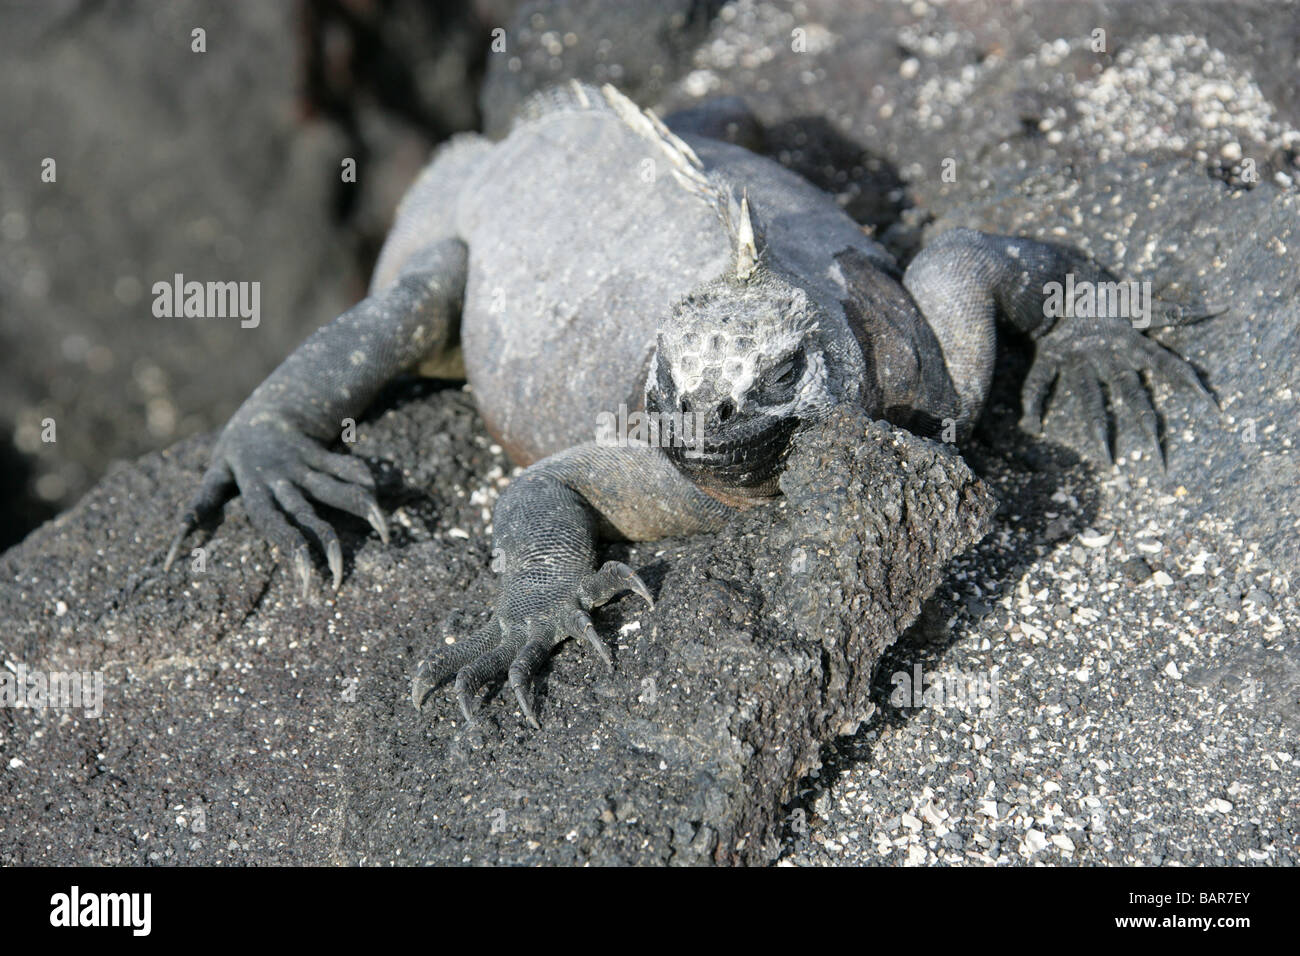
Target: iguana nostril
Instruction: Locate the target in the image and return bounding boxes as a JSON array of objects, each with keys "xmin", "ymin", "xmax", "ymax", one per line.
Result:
[
  {"xmin": 717, "ymin": 400, "xmax": 735, "ymax": 422},
  {"xmin": 680, "ymin": 397, "xmax": 692, "ymax": 414}
]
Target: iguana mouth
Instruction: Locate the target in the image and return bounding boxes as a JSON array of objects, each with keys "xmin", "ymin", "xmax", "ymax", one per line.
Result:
[
  {"xmin": 646, "ymin": 367, "xmax": 802, "ymax": 494},
  {"xmin": 661, "ymin": 413, "xmax": 799, "ymax": 496}
]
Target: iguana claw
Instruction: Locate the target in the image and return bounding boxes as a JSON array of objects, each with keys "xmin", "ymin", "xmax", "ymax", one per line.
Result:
[
  {"xmin": 326, "ymin": 539, "xmax": 344, "ymax": 590},
  {"xmin": 411, "ymin": 560, "xmax": 654, "ymax": 727},
  {"xmin": 580, "ymin": 560, "xmax": 655, "ymax": 610},
  {"xmin": 1022, "ymin": 319, "xmax": 1215, "ymax": 468},
  {"xmin": 366, "ymin": 504, "xmax": 390, "ymax": 546},
  {"xmin": 294, "ymin": 548, "xmax": 313, "ymax": 601},
  {"xmin": 162, "ymin": 422, "xmax": 386, "ymax": 597}
]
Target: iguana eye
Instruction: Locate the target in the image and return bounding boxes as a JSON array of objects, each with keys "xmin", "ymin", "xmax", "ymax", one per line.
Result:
[
  {"xmin": 755, "ymin": 352, "xmax": 803, "ymax": 402},
  {"xmin": 770, "ymin": 351, "xmax": 803, "ymax": 385}
]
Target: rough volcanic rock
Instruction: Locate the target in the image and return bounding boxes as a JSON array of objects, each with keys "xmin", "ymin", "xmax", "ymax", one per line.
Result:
[
  {"xmin": 479, "ymin": 0, "xmax": 722, "ymax": 138},
  {"xmin": 0, "ymin": 392, "xmax": 991, "ymax": 865}
]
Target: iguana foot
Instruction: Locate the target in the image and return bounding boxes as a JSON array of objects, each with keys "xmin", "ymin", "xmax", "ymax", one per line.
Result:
[
  {"xmin": 163, "ymin": 422, "xmax": 388, "ymax": 599},
  {"xmin": 411, "ymin": 561, "xmax": 652, "ymax": 728},
  {"xmin": 1021, "ymin": 319, "xmax": 1216, "ymax": 468}
]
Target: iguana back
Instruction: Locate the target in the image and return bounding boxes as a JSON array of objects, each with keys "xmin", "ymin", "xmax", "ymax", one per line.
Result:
[{"xmin": 457, "ymin": 87, "xmax": 737, "ymax": 464}]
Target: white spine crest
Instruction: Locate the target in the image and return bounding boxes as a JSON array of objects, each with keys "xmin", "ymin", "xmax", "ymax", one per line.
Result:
[
  {"xmin": 598, "ymin": 82, "xmax": 761, "ymax": 281},
  {"xmin": 734, "ymin": 193, "xmax": 757, "ymax": 281}
]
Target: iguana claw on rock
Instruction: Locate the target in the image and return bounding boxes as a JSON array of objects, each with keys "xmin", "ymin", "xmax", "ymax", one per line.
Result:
[
  {"xmin": 162, "ymin": 81, "xmax": 1214, "ymax": 727},
  {"xmin": 411, "ymin": 559, "xmax": 653, "ymax": 727}
]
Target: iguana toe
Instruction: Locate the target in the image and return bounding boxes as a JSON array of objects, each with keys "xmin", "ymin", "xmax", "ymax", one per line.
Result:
[
  {"xmin": 290, "ymin": 467, "xmax": 388, "ymax": 546},
  {"xmin": 1135, "ymin": 335, "xmax": 1217, "ymax": 409},
  {"xmin": 1019, "ymin": 360, "xmax": 1058, "ymax": 437},
  {"xmin": 454, "ymin": 640, "xmax": 520, "ymax": 722},
  {"xmin": 1111, "ymin": 367, "xmax": 1165, "ymax": 470},
  {"xmin": 269, "ymin": 478, "xmax": 345, "ymax": 592},
  {"xmin": 1063, "ymin": 362, "xmax": 1112, "ymax": 465},
  {"xmin": 562, "ymin": 607, "xmax": 612, "ymax": 671},
  {"xmin": 508, "ymin": 622, "xmax": 559, "ymax": 729},
  {"xmin": 412, "ymin": 618, "xmax": 501, "ymax": 711},
  {"xmin": 1150, "ymin": 300, "xmax": 1228, "ymax": 328},
  {"xmin": 163, "ymin": 461, "xmax": 234, "ymax": 572},
  {"xmin": 579, "ymin": 560, "xmax": 654, "ymax": 610}
]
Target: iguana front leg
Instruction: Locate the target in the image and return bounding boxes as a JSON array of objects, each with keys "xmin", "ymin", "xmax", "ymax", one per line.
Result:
[
  {"xmin": 163, "ymin": 238, "xmax": 468, "ymax": 594},
  {"xmin": 412, "ymin": 442, "xmax": 735, "ymax": 728},
  {"xmin": 904, "ymin": 228, "xmax": 1217, "ymax": 464}
]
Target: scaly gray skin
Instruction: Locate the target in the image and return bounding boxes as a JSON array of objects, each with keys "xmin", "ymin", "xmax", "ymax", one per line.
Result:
[{"xmin": 163, "ymin": 82, "xmax": 1215, "ymax": 728}]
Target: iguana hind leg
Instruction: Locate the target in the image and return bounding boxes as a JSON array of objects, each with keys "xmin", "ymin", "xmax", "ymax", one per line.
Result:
[{"xmin": 903, "ymin": 227, "xmax": 1217, "ymax": 465}]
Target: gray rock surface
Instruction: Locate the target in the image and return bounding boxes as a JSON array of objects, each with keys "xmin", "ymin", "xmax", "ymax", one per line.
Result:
[
  {"xmin": 484, "ymin": 1, "xmax": 1300, "ymax": 209},
  {"xmin": 0, "ymin": 396, "xmax": 991, "ymax": 864},
  {"xmin": 783, "ymin": 372, "xmax": 1299, "ymax": 865},
  {"xmin": 479, "ymin": 0, "xmax": 722, "ymax": 138},
  {"xmin": 0, "ymin": 0, "xmax": 491, "ymax": 546}
]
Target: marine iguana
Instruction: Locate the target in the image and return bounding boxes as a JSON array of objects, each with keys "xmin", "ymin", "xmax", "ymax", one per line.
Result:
[{"xmin": 162, "ymin": 81, "xmax": 1214, "ymax": 727}]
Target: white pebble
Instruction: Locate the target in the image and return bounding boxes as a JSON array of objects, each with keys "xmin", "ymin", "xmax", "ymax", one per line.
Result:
[
  {"xmin": 1051, "ymin": 834, "xmax": 1076, "ymax": 852},
  {"xmin": 1078, "ymin": 529, "xmax": 1114, "ymax": 548}
]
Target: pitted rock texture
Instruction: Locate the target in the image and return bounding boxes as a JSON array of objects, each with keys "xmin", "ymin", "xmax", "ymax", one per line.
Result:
[{"xmin": 0, "ymin": 392, "xmax": 991, "ymax": 865}]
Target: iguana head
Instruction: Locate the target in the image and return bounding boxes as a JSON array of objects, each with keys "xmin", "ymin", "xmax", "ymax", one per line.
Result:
[
  {"xmin": 609, "ymin": 126, "xmax": 852, "ymax": 497},
  {"xmin": 646, "ymin": 263, "xmax": 837, "ymax": 498}
]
